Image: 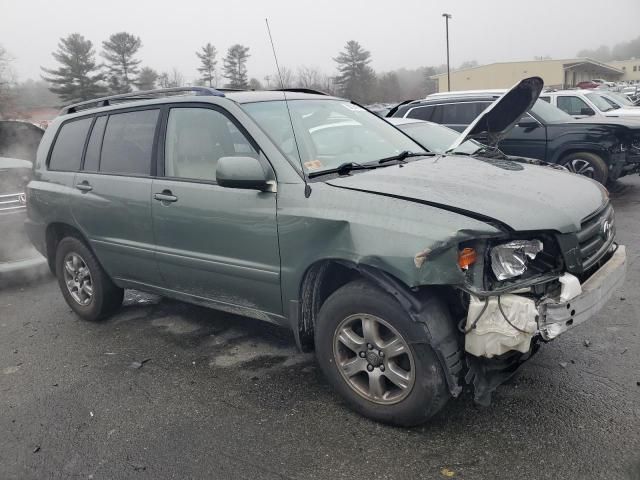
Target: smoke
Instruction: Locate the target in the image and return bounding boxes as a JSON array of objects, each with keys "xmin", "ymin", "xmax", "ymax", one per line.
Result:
[{"xmin": 0, "ymin": 120, "xmax": 50, "ymax": 289}]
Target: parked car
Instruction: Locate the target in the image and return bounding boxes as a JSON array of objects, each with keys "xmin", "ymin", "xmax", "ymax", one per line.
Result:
[
  {"xmin": 0, "ymin": 120, "xmax": 49, "ymax": 284},
  {"xmin": 576, "ymin": 80, "xmax": 600, "ymax": 89},
  {"xmin": 599, "ymin": 91, "xmax": 640, "ymax": 110},
  {"xmin": 539, "ymin": 89, "xmax": 640, "ymax": 119},
  {"xmin": 390, "ymin": 89, "xmax": 640, "ymax": 184},
  {"xmin": 26, "ymin": 81, "xmax": 626, "ymax": 426},
  {"xmin": 387, "ymin": 117, "xmax": 568, "ymax": 174}
]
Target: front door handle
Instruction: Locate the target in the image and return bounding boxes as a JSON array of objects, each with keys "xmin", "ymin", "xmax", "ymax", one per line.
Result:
[
  {"xmin": 153, "ymin": 190, "xmax": 178, "ymax": 203},
  {"xmin": 76, "ymin": 181, "xmax": 93, "ymax": 192}
]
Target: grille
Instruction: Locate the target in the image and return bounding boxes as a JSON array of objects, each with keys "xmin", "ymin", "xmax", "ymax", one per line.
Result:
[
  {"xmin": 576, "ymin": 203, "xmax": 615, "ymax": 271},
  {"xmin": 0, "ymin": 192, "xmax": 26, "ymax": 212}
]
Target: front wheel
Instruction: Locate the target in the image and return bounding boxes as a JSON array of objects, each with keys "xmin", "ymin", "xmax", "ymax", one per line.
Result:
[
  {"xmin": 561, "ymin": 152, "xmax": 609, "ymax": 184},
  {"xmin": 314, "ymin": 280, "xmax": 450, "ymax": 427}
]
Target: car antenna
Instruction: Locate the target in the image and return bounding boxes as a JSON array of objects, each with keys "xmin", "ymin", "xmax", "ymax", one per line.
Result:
[{"xmin": 265, "ymin": 18, "xmax": 311, "ymax": 198}]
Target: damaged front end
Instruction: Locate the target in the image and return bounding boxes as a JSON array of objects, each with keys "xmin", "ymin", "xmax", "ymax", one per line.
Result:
[{"xmin": 455, "ymin": 206, "xmax": 626, "ymax": 405}]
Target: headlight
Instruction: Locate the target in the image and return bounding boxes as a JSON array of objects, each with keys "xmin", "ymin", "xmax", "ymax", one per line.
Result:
[{"xmin": 490, "ymin": 240, "xmax": 543, "ymax": 280}]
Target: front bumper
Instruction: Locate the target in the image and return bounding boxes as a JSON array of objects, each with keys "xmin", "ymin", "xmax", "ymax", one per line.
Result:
[{"xmin": 538, "ymin": 245, "xmax": 626, "ymax": 340}]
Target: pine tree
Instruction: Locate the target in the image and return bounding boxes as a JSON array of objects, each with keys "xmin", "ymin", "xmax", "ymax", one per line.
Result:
[
  {"xmin": 101, "ymin": 32, "xmax": 142, "ymax": 94},
  {"xmin": 333, "ymin": 40, "xmax": 376, "ymax": 103},
  {"xmin": 196, "ymin": 43, "xmax": 217, "ymax": 87},
  {"xmin": 136, "ymin": 67, "xmax": 158, "ymax": 90},
  {"xmin": 41, "ymin": 33, "xmax": 106, "ymax": 103},
  {"xmin": 223, "ymin": 44, "xmax": 250, "ymax": 88}
]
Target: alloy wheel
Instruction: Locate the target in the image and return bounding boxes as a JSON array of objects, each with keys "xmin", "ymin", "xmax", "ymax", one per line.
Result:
[
  {"xmin": 565, "ymin": 158, "xmax": 595, "ymax": 178},
  {"xmin": 333, "ymin": 313, "xmax": 415, "ymax": 405},
  {"xmin": 63, "ymin": 252, "xmax": 94, "ymax": 306}
]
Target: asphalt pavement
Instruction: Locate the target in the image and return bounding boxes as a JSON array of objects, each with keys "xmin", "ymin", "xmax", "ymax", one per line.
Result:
[{"xmin": 1, "ymin": 177, "xmax": 639, "ymax": 480}]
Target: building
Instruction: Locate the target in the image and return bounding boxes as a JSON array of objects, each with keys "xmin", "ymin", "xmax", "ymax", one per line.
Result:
[
  {"xmin": 431, "ymin": 58, "xmax": 624, "ymax": 92},
  {"xmin": 608, "ymin": 59, "xmax": 640, "ymax": 83}
]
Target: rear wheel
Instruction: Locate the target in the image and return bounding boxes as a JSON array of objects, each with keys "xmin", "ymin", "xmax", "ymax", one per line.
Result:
[
  {"xmin": 561, "ymin": 152, "xmax": 608, "ymax": 184},
  {"xmin": 55, "ymin": 237, "xmax": 123, "ymax": 321},
  {"xmin": 314, "ymin": 280, "xmax": 450, "ymax": 426}
]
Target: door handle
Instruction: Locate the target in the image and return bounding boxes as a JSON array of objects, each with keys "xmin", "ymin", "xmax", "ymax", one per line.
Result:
[
  {"xmin": 76, "ymin": 181, "xmax": 93, "ymax": 192},
  {"xmin": 153, "ymin": 190, "xmax": 178, "ymax": 203}
]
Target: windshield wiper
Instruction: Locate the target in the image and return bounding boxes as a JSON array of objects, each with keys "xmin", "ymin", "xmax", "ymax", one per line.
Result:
[
  {"xmin": 307, "ymin": 162, "xmax": 377, "ymax": 178},
  {"xmin": 377, "ymin": 151, "xmax": 430, "ymax": 164}
]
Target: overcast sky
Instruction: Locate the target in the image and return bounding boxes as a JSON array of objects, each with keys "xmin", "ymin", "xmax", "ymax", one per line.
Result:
[{"xmin": 2, "ymin": 0, "xmax": 639, "ymax": 84}]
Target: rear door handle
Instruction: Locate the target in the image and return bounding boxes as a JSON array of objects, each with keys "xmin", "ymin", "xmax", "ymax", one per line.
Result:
[
  {"xmin": 76, "ymin": 181, "xmax": 93, "ymax": 192},
  {"xmin": 153, "ymin": 190, "xmax": 178, "ymax": 203}
]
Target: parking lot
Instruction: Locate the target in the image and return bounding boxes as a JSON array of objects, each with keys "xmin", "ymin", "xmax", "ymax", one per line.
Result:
[{"xmin": 0, "ymin": 176, "xmax": 638, "ymax": 480}]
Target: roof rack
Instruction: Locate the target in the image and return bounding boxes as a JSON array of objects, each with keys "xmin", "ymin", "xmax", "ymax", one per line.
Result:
[
  {"xmin": 270, "ymin": 88, "xmax": 329, "ymax": 96},
  {"xmin": 60, "ymin": 86, "xmax": 226, "ymax": 115}
]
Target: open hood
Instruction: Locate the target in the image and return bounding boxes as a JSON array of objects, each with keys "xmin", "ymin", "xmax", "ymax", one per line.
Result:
[{"xmin": 447, "ymin": 76, "xmax": 544, "ymax": 151}]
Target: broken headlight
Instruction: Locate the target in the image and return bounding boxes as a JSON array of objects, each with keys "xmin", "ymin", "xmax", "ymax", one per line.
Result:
[{"xmin": 490, "ymin": 240, "xmax": 543, "ymax": 280}]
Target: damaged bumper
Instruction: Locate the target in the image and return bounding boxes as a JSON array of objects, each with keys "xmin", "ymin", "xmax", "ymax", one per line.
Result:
[
  {"xmin": 463, "ymin": 245, "xmax": 626, "ymax": 405},
  {"xmin": 539, "ymin": 245, "xmax": 626, "ymax": 340}
]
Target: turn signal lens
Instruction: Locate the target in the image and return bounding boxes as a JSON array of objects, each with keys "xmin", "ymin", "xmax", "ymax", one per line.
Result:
[{"xmin": 458, "ymin": 247, "xmax": 477, "ymax": 270}]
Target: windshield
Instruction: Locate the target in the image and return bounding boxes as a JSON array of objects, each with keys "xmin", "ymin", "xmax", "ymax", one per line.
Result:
[
  {"xmin": 242, "ymin": 99, "xmax": 426, "ymax": 174},
  {"xmin": 529, "ymin": 99, "xmax": 574, "ymax": 123},
  {"xmin": 606, "ymin": 92, "xmax": 634, "ymax": 107},
  {"xmin": 586, "ymin": 93, "xmax": 617, "ymax": 112},
  {"xmin": 396, "ymin": 121, "xmax": 481, "ymax": 155}
]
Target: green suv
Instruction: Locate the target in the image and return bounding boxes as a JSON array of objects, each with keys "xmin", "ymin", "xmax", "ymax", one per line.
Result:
[{"xmin": 26, "ymin": 78, "xmax": 626, "ymax": 426}]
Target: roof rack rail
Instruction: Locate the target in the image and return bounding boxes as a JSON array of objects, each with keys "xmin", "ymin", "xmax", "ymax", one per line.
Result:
[
  {"xmin": 60, "ymin": 86, "xmax": 225, "ymax": 115},
  {"xmin": 270, "ymin": 88, "xmax": 329, "ymax": 96}
]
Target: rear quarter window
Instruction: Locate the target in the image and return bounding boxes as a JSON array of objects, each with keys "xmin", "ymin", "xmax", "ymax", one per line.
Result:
[
  {"xmin": 100, "ymin": 109, "xmax": 159, "ymax": 176},
  {"xmin": 48, "ymin": 118, "xmax": 93, "ymax": 171}
]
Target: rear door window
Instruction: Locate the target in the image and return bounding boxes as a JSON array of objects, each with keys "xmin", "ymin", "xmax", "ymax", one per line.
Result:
[
  {"xmin": 100, "ymin": 109, "xmax": 159, "ymax": 175},
  {"xmin": 406, "ymin": 105, "xmax": 435, "ymax": 121},
  {"xmin": 48, "ymin": 117, "xmax": 93, "ymax": 171},
  {"xmin": 83, "ymin": 116, "xmax": 107, "ymax": 172}
]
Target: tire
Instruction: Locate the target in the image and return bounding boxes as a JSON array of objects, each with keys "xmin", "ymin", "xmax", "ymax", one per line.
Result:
[
  {"xmin": 561, "ymin": 152, "xmax": 609, "ymax": 184},
  {"xmin": 55, "ymin": 236, "xmax": 123, "ymax": 321},
  {"xmin": 314, "ymin": 280, "xmax": 450, "ymax": 427}
]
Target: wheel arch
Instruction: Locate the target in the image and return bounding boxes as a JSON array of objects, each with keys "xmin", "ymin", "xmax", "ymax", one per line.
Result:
[
  {"xmin": 293, "ymin": 258, "xmax": 464, "ymax": 397},
  {"xmin": 45, "ymin": 222, "xmax": 92, "ymax": 275},
  {"xmin": 551, "ymin": 144, "xmax": 611, "ymax": 166}
]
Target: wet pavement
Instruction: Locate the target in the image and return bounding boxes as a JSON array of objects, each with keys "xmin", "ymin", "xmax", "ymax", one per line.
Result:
[{"xmin": 1, "ymin": 177, "xmax": 639, "ymax": 480}]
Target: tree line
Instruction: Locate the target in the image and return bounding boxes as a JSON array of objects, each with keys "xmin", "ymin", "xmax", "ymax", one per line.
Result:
[
  {"xmin": 577, "ymin": 35, "xmax": 640, "ymax": 62},
  {"xmin": 32, "ymin": 31, "xmax": 449, "ymax": 105}
]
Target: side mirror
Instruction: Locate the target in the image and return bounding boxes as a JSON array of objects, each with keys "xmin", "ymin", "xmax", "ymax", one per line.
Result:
[
  {"xmin": 216, "ymin": 156, "xmax": 270, "ymax": 191},
  {"xmin": 518, "ymin": 117, "xmax": 538, "ymax": 128},
  {"xmin": 580, "ymin": 107, "xmax": 595, "ymax": 116}
]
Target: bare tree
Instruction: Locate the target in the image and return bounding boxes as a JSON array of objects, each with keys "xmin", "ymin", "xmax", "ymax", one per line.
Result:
[
  {"xmin": 297, "ymin": 66, "xmax": 322, "ymax": 89},
  {"xmin": 0, "ymin": 45, "xmax": 16, "ymax": 118},
  {"xmin": 158, "ymin": 68, "xmax": 184, "ymax": 88},
  {"xmin": 270, "ymin": 66, "xmax": 295, "ymax": 88}
]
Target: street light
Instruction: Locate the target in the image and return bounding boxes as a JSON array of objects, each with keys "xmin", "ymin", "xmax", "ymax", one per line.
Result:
[{"xmin": 442, "ymin": 13, "xmax": 452, "ymax": 92}]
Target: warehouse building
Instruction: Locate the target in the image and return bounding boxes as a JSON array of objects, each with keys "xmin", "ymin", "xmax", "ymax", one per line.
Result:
[
  {"xmin": 431, "ymin": 58, "xmax": 624, "ymax": 92},
  {"xmin": 608, "ymin": 59, "xmax": 640, "ymax": 83}
]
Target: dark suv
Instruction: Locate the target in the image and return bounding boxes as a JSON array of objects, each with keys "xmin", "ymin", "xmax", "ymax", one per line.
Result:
[
  {"xmin": 25, "ymin": 81, "xmax": 626, "ymax": 426},
  {"xmin": 390, "ymin": 91, "xmax": 640, "ymax": 184}
]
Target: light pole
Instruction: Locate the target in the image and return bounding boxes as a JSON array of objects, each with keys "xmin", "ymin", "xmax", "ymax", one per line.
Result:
[{"xmin": 442, "ymin": 13, "xmax": 452, "ymax": 92}]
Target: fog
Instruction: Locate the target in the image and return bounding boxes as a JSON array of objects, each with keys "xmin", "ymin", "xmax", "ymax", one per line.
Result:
[{"xmin": 1, "ymin": 0, "xmax": 639, "ymax": 84}]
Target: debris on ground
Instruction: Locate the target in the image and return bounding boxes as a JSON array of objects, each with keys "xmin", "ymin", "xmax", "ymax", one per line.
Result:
[
  {"xmin": 559, "ymin": 362, "xmax": 568, "ymax": 368},
  {"xmin": 583, "ymin": 339, "xmax": 591, "ymax": 348},
  {"xmin": 131, "ymin": 463, "xmax": 146, "ymax": 471},
  {"xmin": 32, "ymin": 446, "xmax": 40, "ymax": 453},
  {"xmin": 440, "ymin": 467, "xmax": 456, "ymax": 477},
  {"xmin": 129, "ymin": 358, "xmax": 152, "ymax": 369}
]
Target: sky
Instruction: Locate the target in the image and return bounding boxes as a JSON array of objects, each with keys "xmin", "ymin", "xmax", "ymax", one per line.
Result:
[{"xmin": 1, "ymin": 0, "xmax": 639, "ymax": 84}]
